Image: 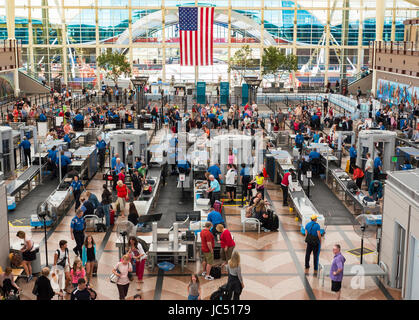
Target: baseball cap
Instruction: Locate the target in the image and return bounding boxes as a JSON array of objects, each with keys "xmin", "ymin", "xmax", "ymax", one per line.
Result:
[{"xmin": 311, "ymin": 214, "xmax": 318, "ymax": 220}]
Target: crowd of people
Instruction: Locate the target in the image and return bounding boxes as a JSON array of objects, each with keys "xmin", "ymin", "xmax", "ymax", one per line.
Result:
[{"xmin": 1, "ymin": 80, "xmax": 418, "ymax": 302}]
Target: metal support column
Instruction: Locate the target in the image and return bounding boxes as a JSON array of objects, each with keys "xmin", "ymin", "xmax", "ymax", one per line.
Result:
[{"xmin": 339, "ymin": 0, "xmax": 350, "ymax": 82}]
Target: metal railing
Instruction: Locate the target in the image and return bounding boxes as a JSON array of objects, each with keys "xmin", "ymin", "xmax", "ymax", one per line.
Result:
[
  {"xmin": 18, "ymin": 68, "xmax": 51, "ymax": 89},
  {"xmin": 371, "ymin": 40, "xmax": 419, "ymax": 54}
]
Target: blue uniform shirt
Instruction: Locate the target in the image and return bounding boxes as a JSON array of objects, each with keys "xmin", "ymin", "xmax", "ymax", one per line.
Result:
[
  {"xmin": 111, "ymin": 157, "xmax": 117, "ymax": 170},
  {"xmin": 71, "ymin": 215, "xmax": 85, "ymax": 232},
  {"xmin": 349, "ymin": 147, "xmax": 357, "ymax": 159},
  {"xmin": 210, "ymin": 179, "xmax": 221, "ymax": 192},
  {"xmin": 96, "ymin": 140, "xmax": 106, "ymax": 150},
  {"xmin": 207, "ymin": 210, "xmax": 224, "ymax": 226},
  {"xmin": 55, "ymin": 155, "xmax": 72, "ymax": 166},
  {"xmin": 70, "ymin": 180, "xmax": 82, "ymax": 191},
  {"xmin": 39, "ymin": 113, "xmax": 47, "ymax": 122},
  {"xmin": 374, "ymin": 157, "xmax": 382, "ymax": 169},
  {"xmin": 48, "ymin": 149, "xmax": 58, "ymax": 162},
  {"xmin": 311, "ymin": 114, "xmax": 319, "ymax": 122},
  {"xmin": 309, "ymin": 151, "xmax": 321, "ymax": 160},
  {"xmin": 19, "ymin": 140, "xmax": 31, "ymax": 149},
  {"xmin": 74, "ymin": 114, "xmax": 84, "ymax": 121},
  {"xmin": 208, "ymin": 165, "xmax": 222, "ymax": 180},
  {"xmin": 177, "ymin": 161, "xmax": 190, "ymax": 170},
  {"xmin": 305, "ymin": 220, "xmax": 320, "ymax": 238},
  {"xmin": 63, "ymin": 134, "xmax": 71, "ymax": 143},
  {"xmin": 135, "ymin": 161, "xmax": 142, "ymax": 170},
  {"xmin": 313, "ymin": 133, "xmax": 320, "ymax": 143},
  {"xmin": 295, "ymin": 134, "xmax": 304, "ymax": 145}
]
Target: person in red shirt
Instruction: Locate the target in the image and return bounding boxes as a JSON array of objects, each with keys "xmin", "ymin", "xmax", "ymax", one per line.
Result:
[
  {"xmin": 115, "ymin": 180, "xmax": 128, "ymax": 218},
  {"xmin": 216, "ymin": 224, "xmax": 235, "ymax": 268},
  {"xmin": 352, "ymin": 165, "xmax": 365, "ymax": 189},
  {"xmin": 118, "ymin": 167, "xmax": 126, "ymax": 183},
  {"xmin": 200, "ymin": 222, "xmax": 215, "ymax": 281}
]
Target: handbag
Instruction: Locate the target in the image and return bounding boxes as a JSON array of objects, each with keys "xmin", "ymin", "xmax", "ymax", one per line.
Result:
[
  {"xmin": 305, "ymin": 223, "xmax": 319, "ymax": 246},
  {"xmin": 110, "ymin": 266, "xmax": 120, "ymax": 284}
]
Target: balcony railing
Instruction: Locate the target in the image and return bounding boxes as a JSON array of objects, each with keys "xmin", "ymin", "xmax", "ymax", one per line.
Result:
[{"xmin": 370, "ymin": 41, "xmax": 419, "ymax": 55}]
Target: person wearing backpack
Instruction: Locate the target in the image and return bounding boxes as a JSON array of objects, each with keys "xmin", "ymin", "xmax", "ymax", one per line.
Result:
[
  {"xmin": 304, "ymin": 214, "xmax": 322, "ymax": 273},
  {"xmin": 53, "ymin": 240, "xmax": 72, "ymax": 294}
]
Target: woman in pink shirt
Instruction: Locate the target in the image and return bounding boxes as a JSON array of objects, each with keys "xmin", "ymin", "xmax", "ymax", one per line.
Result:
[
  {"xmin": 228, "ymin": 149, "xmax": 235, "ymax": 165},
  {"xmin": 70, "ymin": 259, "xmax": 86, "ymax": 288},
  {"xmin": 216, "ymin": 224, "xmax": 236, "ymax": 268}
]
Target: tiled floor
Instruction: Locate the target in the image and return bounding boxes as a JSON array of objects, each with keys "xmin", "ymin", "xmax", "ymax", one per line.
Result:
[{"xmin": 7, "ymin": 123, "xmax": 401, "ymax": 300}]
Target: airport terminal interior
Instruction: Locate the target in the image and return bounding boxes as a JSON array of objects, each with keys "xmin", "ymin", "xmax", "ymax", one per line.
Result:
[{"xmin": 0, "ymin": 0, "xmax": 418, "ymax": 301}]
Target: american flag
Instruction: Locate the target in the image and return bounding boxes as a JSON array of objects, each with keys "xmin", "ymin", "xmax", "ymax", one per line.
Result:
[{"xmin": 178, "ymin": 7, "xmax": 214, "ymax": 66}]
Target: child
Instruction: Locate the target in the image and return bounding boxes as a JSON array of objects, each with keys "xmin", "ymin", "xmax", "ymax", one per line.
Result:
[
  {"xmin": 187, "ymin": 274, "xmax": 201, "ymax": 300},
  {"xmin": 71, "ymin": 258, "xmax": 86, "ymax": 288}
]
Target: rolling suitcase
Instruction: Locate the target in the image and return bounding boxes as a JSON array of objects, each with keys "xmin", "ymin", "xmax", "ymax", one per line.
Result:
[{"xmin": 210, "ymin": 265, "xmax": 222, "ymax": 279}]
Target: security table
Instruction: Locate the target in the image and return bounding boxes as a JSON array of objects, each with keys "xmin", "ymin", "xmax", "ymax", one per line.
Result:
[{"xmin": 147, "ymin": 243, "xmax": 188, "ymax": 272}]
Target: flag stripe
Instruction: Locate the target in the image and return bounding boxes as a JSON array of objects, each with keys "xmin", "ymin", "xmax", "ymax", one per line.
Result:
[
  {"xmin": 209, "ymin": 8, "xmax": 214, "ymax": 65},
  {"xmin": 205, "ymin": 7, "xmax": 209, "ymax": 65},
  {"xmin": 194, "ymin": 28, "xmax": 198, "ymax": 66},
  {"xmin": 180, "ymin": 30, "xmax": 184, "ymax": 66},
  {"xmin": 199, "ymin": 8, "xmax": 204, "ymax": 66},
  {"xmin": 179, "ymin": 7, "xmax": 213, "ymax": 66},
  {"xmin": 189, "ymin": 31, "xmax": 193, "ymax": 65}
]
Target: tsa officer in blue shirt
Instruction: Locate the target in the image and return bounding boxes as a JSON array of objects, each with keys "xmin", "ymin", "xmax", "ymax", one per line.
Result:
[
  {"xmin": 73, "ymin": 112, "xmax": 84, "ymax": 131},
  {"xmin": 295, "ymin": 131, "xmax": 304, "ymax": 153},
  {"xmin": 207, "ymin": 163, "xmax": 223, "ymax": 182},
  {"xmin": 309, "ymin": 149, "xmax": 321, "ymax": 176},
  {"xmin": 70, "ymin": 175, "xmax": 83, "ymax": 209},
  {"xmin": 111, "ymin": 153, "xmax": 119, "ymax": 171},
  {"xmin": 96, "ymin": 136, "xmax": 107, "ymax": 170},
  {"xmin": 47, "ymin": 146, "xmax": 58, "ymax": 178},
  {"xmin": 349, "ymin": 144, "xmax": 357, "ymax": 174},
  {"xmin": 55, "ymin": 151, "xmax": 72, "ymax": 178},
  {"xmin": 373, "ymin": 154, "xmax": 383, "ymax": 180},
  {"xmin": 19, "ymin": 136, "xmax": 32, "ymax": 166},
  {"xmin": 71, "ymin": 209, "xmax": 85, "ymax": 258},
  {"xmin": 304, "ymin": 214, "xmax": 322, "ymax": 272},
  {"xmin": 63, "ymin": 133, "xmax": 71, "ymax": 148}
]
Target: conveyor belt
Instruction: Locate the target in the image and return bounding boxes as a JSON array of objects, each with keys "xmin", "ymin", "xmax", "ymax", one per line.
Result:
[
  {"xmin": 6, "ymin": 165, "xmax": 42, "ymax": 196},
  {"xmin": 7, "ymin": 180, "xmax": 60, "ymax": 226},
  {"xmin": 150, "ymin": 174, "xmax": 193, "ymax": 228},
  {"xmin": 310, "ymin": 177, "xmax": 356, "ymax": 225},
  {"xmin": 18, "ymin": 165, "xmax": 41, "ymax": 181}
]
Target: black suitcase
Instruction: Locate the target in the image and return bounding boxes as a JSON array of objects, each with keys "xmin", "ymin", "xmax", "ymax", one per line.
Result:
[{"xmin": 210, "ymin": 266, "xmax": 221, "ymax": 279}]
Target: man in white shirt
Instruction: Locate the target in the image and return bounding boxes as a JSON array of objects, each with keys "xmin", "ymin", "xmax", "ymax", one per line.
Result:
[
  {"xmin": 225, "ymin": 164, "xmax": 237, "ymax": 203},
  {"xmin": 364, "ymin": 152, "xmax": 374, "ymax": 189}
]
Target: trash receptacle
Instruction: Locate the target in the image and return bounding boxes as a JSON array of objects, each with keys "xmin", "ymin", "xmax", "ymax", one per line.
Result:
[{"xmin": 31, "ymin": 245, "xmax": 42, "ymax": 275}]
